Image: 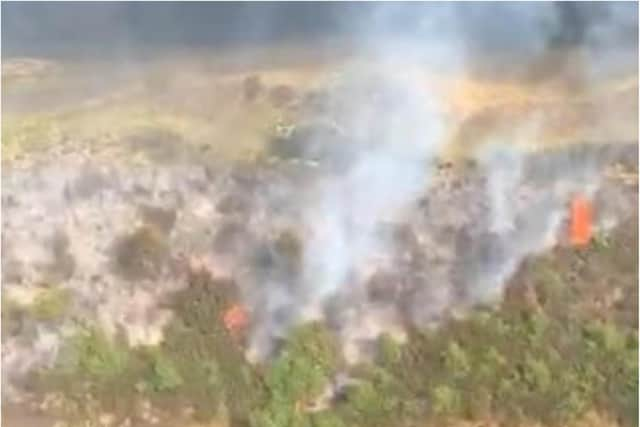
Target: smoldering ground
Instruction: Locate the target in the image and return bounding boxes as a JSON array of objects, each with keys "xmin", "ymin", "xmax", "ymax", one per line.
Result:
[{"xmin": 1, "ymin": 1, "xmax": 638, "ymax": 394}]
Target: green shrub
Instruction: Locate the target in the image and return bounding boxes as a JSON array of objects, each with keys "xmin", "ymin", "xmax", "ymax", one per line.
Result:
[
  {"xmin": 254, "ymin": 323, "xmax": 340, "ymax": 427},
  {"xmin": 442, "ymin": 341, "xmax": 471, "ymax": 379},
  {"xmin": 431, "ymin": 384, "xmax": 461, "ymax": 415},
  {"xmin": 72, "ymin": 328, "xmax": 130, "ymax": 381},
  {"xmin": 146, "ymin": 350, "xmax": 183, "ymax": 392},
  {"xmin": 345, "ymin": 381, "xmax": 390, "ymax": 424},
  {"xmin": 377, "ymin": 333, "xmax": 403, "ymax": 367},
  {"xmin": 309, "ymin": 411, "xmax": 347, "ymax": 427},
  {"xmin": 523, "ymin": 354, "xmax": 552, "ymax": 392},
  {"xmin": 36, "ymin": 243, "xmax": 638, "ymax": 427}
]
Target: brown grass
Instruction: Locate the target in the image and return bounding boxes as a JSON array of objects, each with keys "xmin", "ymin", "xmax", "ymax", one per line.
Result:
[
  {"xmin": 4, "ymin": 54, "xmax": 637, "ymax": 166},
  {"xmin": 419, "ymin": 410, "xmax": 620, "ymax": 427}
]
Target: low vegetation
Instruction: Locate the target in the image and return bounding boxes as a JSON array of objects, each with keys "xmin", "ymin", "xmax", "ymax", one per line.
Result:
[
  {"xmin": 3, "ymin": 71, "xmax": 305, "ymax": 166},
  {"xmin": 32, "ymin": 224, "xmax": 637, "ymax": 427}
]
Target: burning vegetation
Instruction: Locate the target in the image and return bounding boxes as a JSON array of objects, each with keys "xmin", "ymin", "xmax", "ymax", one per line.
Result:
[
  {"xmin": 3, "ymin": 125, "xmax": 636, "ymax": 427},
  {"xmin": 2, "ymin": 3, "xmax": 638, "ymax": 427}
]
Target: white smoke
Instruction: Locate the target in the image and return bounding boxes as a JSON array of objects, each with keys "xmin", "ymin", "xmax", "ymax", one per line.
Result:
[
  {"xmin": 246, "ymin": 64, "xmax": 447, "ymax": 361},
  {"xmin": 245, "ymin": 85, "xmax": 634, "ymax": 363},
  {"xmin": 2, "ymin": 1, "xmax": 636, "ymax": 384}
]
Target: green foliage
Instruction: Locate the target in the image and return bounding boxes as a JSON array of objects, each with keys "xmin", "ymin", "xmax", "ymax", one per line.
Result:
[
  {"xmin": 71, "ymin": 328, "xmax": 130, "ymax": 381},
  {"xmin": 146, "ymin": 350, "xmax": 183, "ymax": 392},
  {"xmin": 160, "ymin": 272, "xmax": 264, "ymax": 422},
  {"xmin": 335, "ymin": 365, "xmax": 405, "ymax": 427},
  {"xmin": 442, "ymin": 341, "xmax": 471, "ymax": 379},
  {"xmin": 343, "ymin": 381, "xmax": 392, "ymax": 424},
  {"xmin": 309, "ymin": 411, "xmax": 347, "ymax": 427},
  {"xmin": 590, "ymin": 232, "xmax": 612, "ymax": 251},
  {"xmin": 522, "ymin": 354, "xmax": 552, "ymax": 392},
  {"xmin": 41, "ymin": 272, "xmax": 263, "ymax": 424},
  {"xmin": 37, "ymin": 240, "xmax": 638, "ymax": 427},
  {"xmin": 373, "ymin": 256, "xmax": 638, "ymax": 427},
  {"xmin": 583, "ymin": 320, "xmax": 628, "ymax": 353},
  {"xmin": 431, "ymin": 384, "xmax": 461, "ymax": 415},
  {"xmin": 255, "ymin": 323, "xmax": 340, "ymax": 427},
  {"xmin": 377, "ymin": 333, "xmax": 403, "ymax": 367}
]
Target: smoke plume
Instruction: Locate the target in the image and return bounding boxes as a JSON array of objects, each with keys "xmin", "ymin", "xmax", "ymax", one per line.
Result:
[{"xmin": 2, "ymin": 2, "xmax": 637, "ymax": 381}]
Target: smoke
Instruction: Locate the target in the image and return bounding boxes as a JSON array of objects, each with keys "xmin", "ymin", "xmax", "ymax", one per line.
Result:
[
  {"xmin": 2, "ymin": 2, "xmax": 637, "ymax": 374},
  {"xmin": 246, "ymin": 119, "xmax": 633, "ymax": 364},
  {"xmin": 242, "ymin": 62, "xmax": 634, "ymax": 364},
  {"xmin": 3, "ymin": 3, "xmax": 636, "ymax": 69},
  {"xmin": 237, "ymin": 0, "xmax": 637, "ymax": 362},
  {"xmin": 243, "ymin": 65, "xmax": 446, "ymax": 360}
]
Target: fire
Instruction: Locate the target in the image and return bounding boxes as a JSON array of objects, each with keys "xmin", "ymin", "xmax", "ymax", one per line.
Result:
[
  {"xmin": 222, "ymin": 304, "xmax": 249, "ymax": 335},
  {"xmin": 570, "ymin": 194, "xmax": 593, "ymax": 247}
]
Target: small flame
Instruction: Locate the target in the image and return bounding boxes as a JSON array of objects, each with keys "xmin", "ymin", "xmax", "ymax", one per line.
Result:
[
  {"xmin": 570, "ymin": 194, "xmax": 593, "ymax": 247},
  {"xmin": 223, "ymin": 304, "xmax": 249, "ymax": 335}
]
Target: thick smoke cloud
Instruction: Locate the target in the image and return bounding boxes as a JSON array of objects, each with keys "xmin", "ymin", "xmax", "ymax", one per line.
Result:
[{"xmin": 3, "ymin": 2, "xmax": 637, "ymax": 76}]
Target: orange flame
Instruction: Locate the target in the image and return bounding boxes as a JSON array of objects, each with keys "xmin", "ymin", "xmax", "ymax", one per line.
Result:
[
  {"xmin": 570, "ymin": 194, "xmax": 593, "ymax": 247},
  {"xmin": 222, "ymin": 304, "xmax": 249, "ymax": 335}
]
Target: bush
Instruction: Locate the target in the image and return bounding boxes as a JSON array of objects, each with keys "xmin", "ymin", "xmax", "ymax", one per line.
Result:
[
  {"xmin": 72, "ymin": 328, "xmax": 130, "ymax": 381},
  {"xmin": 377, "ymin": 333, "xmax": 403, "ymax": 367},
  {"xmin": 36, "ymin": 244, "xmax": 638, "ymax": 427},
  {"xmin": 146, "ymin": 350, "xmax": 183, "ymax": 392},
  {"xmin": 431, "ymin": 384, "xmax": 461, "ymax": 415},
  {"xmin": 343, "ymin": 381, "xmax": 390, "ymax": 425},
  {"xmin": 442, "ymin": 341, "xmax": 471, "ymax": 379},
  {"xmin": 251, "ymin": 323, "xmax": 340, "ymax": 427}
]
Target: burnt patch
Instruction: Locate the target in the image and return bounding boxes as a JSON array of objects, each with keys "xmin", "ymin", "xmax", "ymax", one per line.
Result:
[
  {"xmin": 42, "ymin": 230, "xmax": 76, "ymax": 283},
  {"xmin": 248, "ymin": 231, "xmax": 304, "ymax": 286},
  {"xmin": 111, "ymin": 226, "xmax": 170, "ymax": 281},
  {"xmin": 243, "ymin": 75, "xmax": 263, "ymax": 102},
  {"xmin": 274, "ymin": 229, "xmax": 304, "ymax": 275},
  {"xmin": 138, "ymin": 204, "xmax": 177, "ymax": 234}
]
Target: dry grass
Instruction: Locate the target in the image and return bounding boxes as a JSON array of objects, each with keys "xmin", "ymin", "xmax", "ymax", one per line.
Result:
[
  {"xmin": 427, "ymin": 411, "xmax": 621, "ymax": 427},
  {"xmin": 3, "ymin": 54, "xmax": 637, "ymax": 166}
]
